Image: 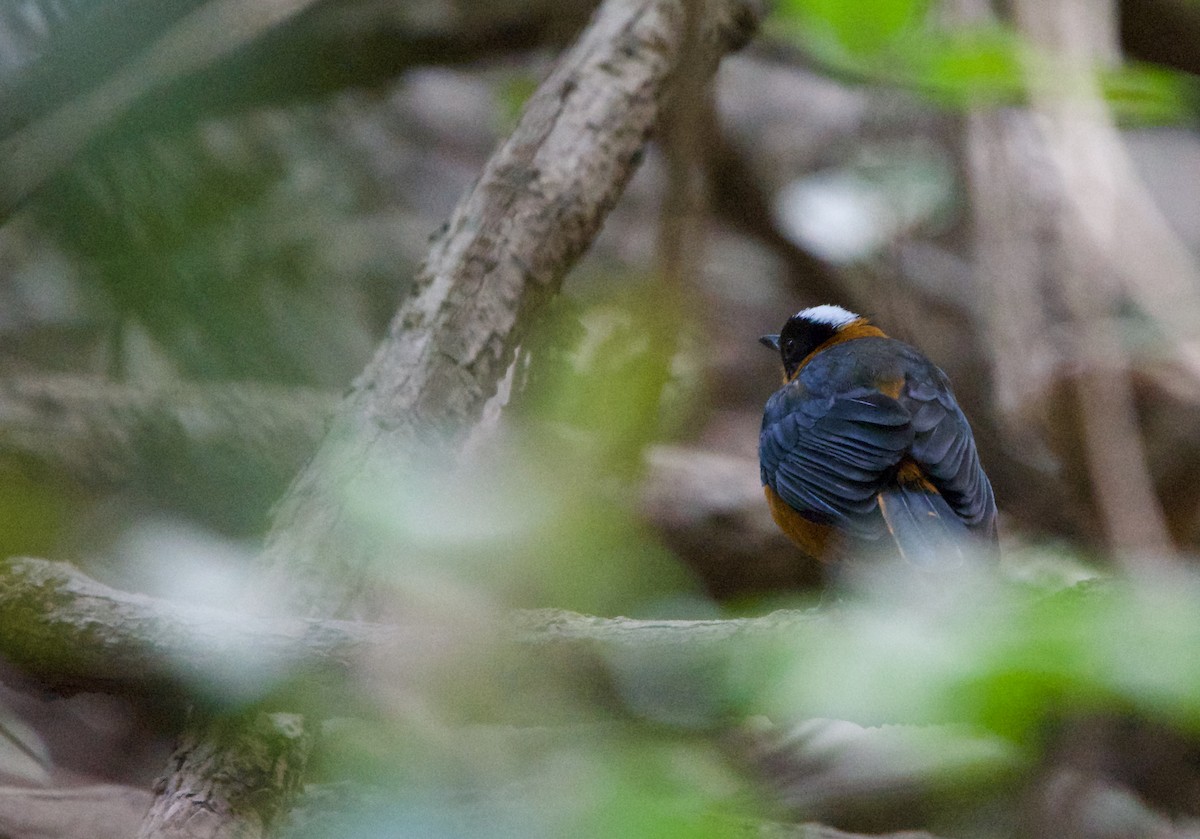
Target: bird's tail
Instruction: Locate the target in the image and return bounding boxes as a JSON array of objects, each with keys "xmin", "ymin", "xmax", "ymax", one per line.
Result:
[{"xmin": 876, "ymin": 465, "xmax": 972, "ymax": 568}]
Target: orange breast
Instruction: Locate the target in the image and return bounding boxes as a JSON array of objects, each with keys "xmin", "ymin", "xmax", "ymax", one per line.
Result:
[{"xmin": 764, "ymin": 485, "xmax": 834, "ymax": 562}]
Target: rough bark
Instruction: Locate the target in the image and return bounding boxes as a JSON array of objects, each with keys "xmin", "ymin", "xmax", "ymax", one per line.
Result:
[
  {"xmin": 0, "ymin": 556, "xmax": 400, "ymax": 695},
  {"xmin": 138, "ymin": 713, "xmax": 311, "ymax": 839},
  {"xmin": 136, "ymin": 0, "xmax": 766, "ymax": 835},
  {"xmin": 258, "ymin": 0, "xmax": 766, "ymax": 616}
]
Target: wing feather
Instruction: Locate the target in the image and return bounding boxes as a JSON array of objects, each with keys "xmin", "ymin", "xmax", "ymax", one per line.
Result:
[
  {"xmin": 760, "ymin": 387, "xmax": 913, "ymax": 536},
  {"xmin": 760, "ymin": 337, "xmax": 997, "ymax": 546},
  {"xmin": 903, "ymin": 383, "xmax": 996, "ymax": 537}
]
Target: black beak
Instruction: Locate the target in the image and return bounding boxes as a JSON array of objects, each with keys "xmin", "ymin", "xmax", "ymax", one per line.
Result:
[{"xmin": 759, "ymin": 334, "xmax": 780, "ymax": 351}]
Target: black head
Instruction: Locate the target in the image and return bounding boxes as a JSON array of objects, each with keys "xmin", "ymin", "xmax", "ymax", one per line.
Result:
[{"xmin": 760, "ymin": 304, "xmax": 861, "ymax": 380}]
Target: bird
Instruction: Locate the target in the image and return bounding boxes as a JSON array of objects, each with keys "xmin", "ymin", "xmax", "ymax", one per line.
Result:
[{"xmin": 758, "ymin": 304, "xmax": 997, "ymax": 567}]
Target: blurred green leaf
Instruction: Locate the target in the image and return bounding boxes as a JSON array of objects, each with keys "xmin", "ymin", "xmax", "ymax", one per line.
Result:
[
  {"xmin": 289, "ymin": 559, "xmax": 1200, "ymax": 834},
  {"xmin": 1100, "ymin": 62, "xmax": 1191, "ymax": 125},
  {"xmin": 0, "ymin": 471, "xmax": 68, "ymax": 557},
  {"xmin": 739, "ymin": 568, "xmax": 1200, "ymax": 742},
  {"xmin": 564, "ymin": 737, "xmax": 749, "ymax": 839},
  {"xmin": 35, "ymin": 110, "xmax": 381, "ymax": 386},
  {"xmin": 516, "ymin": 285, "xmax": 686, "ymax": 477},
  {"xmin": 297, "ymin": 720, "xmax": 752, "ymax": 839},
  {"xmin": 901, "ymin": 27, "xmax": 1028, "ymax": 106},
  {"xmin": 496, "ymin": 72, "xmax": 540, "ymax": 134},
  {"xmin": 775, "ymin": 0, "xmax": 930, "ymax": 58},
  {"xmin": 769, "ymin": 2, "xmax": 1191, "ymax": 122}
]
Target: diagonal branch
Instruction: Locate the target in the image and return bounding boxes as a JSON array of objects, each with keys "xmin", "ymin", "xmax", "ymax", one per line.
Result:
[
  {"xmin": 134, "ymin": 0, "xmax": 765, "ymax": 835},
  {"xmin": 259, "ymin": 0, "xmax": 766, "ymax": 615}
]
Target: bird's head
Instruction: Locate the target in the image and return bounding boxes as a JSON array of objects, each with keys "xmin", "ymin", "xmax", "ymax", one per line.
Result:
[{"xmin": 760, "ymin": 304, "xmax": 868, "ymax": 380}]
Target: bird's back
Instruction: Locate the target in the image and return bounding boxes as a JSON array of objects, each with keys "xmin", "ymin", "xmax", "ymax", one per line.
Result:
[{"xmin": 760, "ymin": 336, "xmax": 996, "ymax": 563}]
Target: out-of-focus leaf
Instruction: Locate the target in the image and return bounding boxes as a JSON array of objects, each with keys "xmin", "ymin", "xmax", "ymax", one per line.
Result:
[
  {"xmin": 901, "ymin": 27, "xmax": 1028, "ymax": 106},
  {"xmin": 769, "ymin": 3, "xmax": 1192, "ymax": 123},
  {"xmin": 295, "ymin": 721, "xmax": 751, "ymax": 839},
  {"xmin": 775, "ymin": 0, "xmax": 929, "ymax": 58},
  {"xmin": 0, "ymin": 0, "xmax": 202, "ymax": 138},
  {"xmin": 1099, "ymin": 62, "xmax": 1191, "ymax": 125},
  {"xmin": 495, "ymin": 72, "xmax": 540, "ymax": 134},
  {"xmin": 515, "ymin": 285, "xmax": 691, "ymax": 477},
  {"xmin": 0, "ymin": 471, "xmax": 68, "ymax": 557},
  {"xmin": 564, "ymin": 737, "xmax": 748, "ymax": 839},
  {"xmin": 335, "ymin": 285, "xmax": 703, "ymax": 616},
  {"xmin": 745, "ymin": 567, "xmax": 1200, "ymax": 742},
  {"xmin": 34, "ymin": 109, "xmax": 383, "ymax": 385}
]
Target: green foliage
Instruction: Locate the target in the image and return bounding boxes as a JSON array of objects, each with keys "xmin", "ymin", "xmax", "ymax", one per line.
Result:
[
  {"xmin": 295, "ymin": 721, "xmax": 753, "ymax": 839},
  {"xmin": 34, "ymin": 112, "xmax": 382, "ymax": 386},
  {"xmin": 516, "ymin": 287, "xmax": 686, "ymax": 476},
  {"xmin": 736, "ymin": 567, "xmax": 1200, "ymax": 745},
  {"xmin": 770, "ymin": 0, "xmax": 1190, "ymax": 122},
  {"xmin": 1099, "ymin": 62, "xmax": 1194, "ymax": 125},
  {"xmin": 495, "ymin": 72, "xmax": 541, "ymax": 134},
  {"xmin": 900, "ymin": 27, "xmax": 1028, "ymax": 106},
  {"xmin": 777, "ymin": 0, "xmax": 930, "ymax": 58},
  {"xmin": 286, "ymin": 559, "xmax": 1200, "ymax": 836},
  {"xmin": 0, "ymin": 471, "xmax": 69, "ymax": 558}
]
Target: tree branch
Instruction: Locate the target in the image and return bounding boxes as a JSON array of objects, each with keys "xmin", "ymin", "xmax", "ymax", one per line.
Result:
[
  {"xmin": 135, "ymin": 0, "xmax": 765, "ymax": 834},
  {"xmin": 140, "ymin": 712, "xmax": 312, "ymax": 839},
  {"xmin": 258, "ymin": 0, "xmax": 766, "ymax": 615},
  {"xmin": 0, "ymin": 555, "xmax": 812, "ymax": 696},
  {"xmin": 0, "ymin": 556, "xmax": 400, "ymax": 696}
]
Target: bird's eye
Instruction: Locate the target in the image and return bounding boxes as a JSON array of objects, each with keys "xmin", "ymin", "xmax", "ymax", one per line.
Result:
[{"xmin": 783, "ymin": 338, "xmax": 795, "ymax": 354}]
